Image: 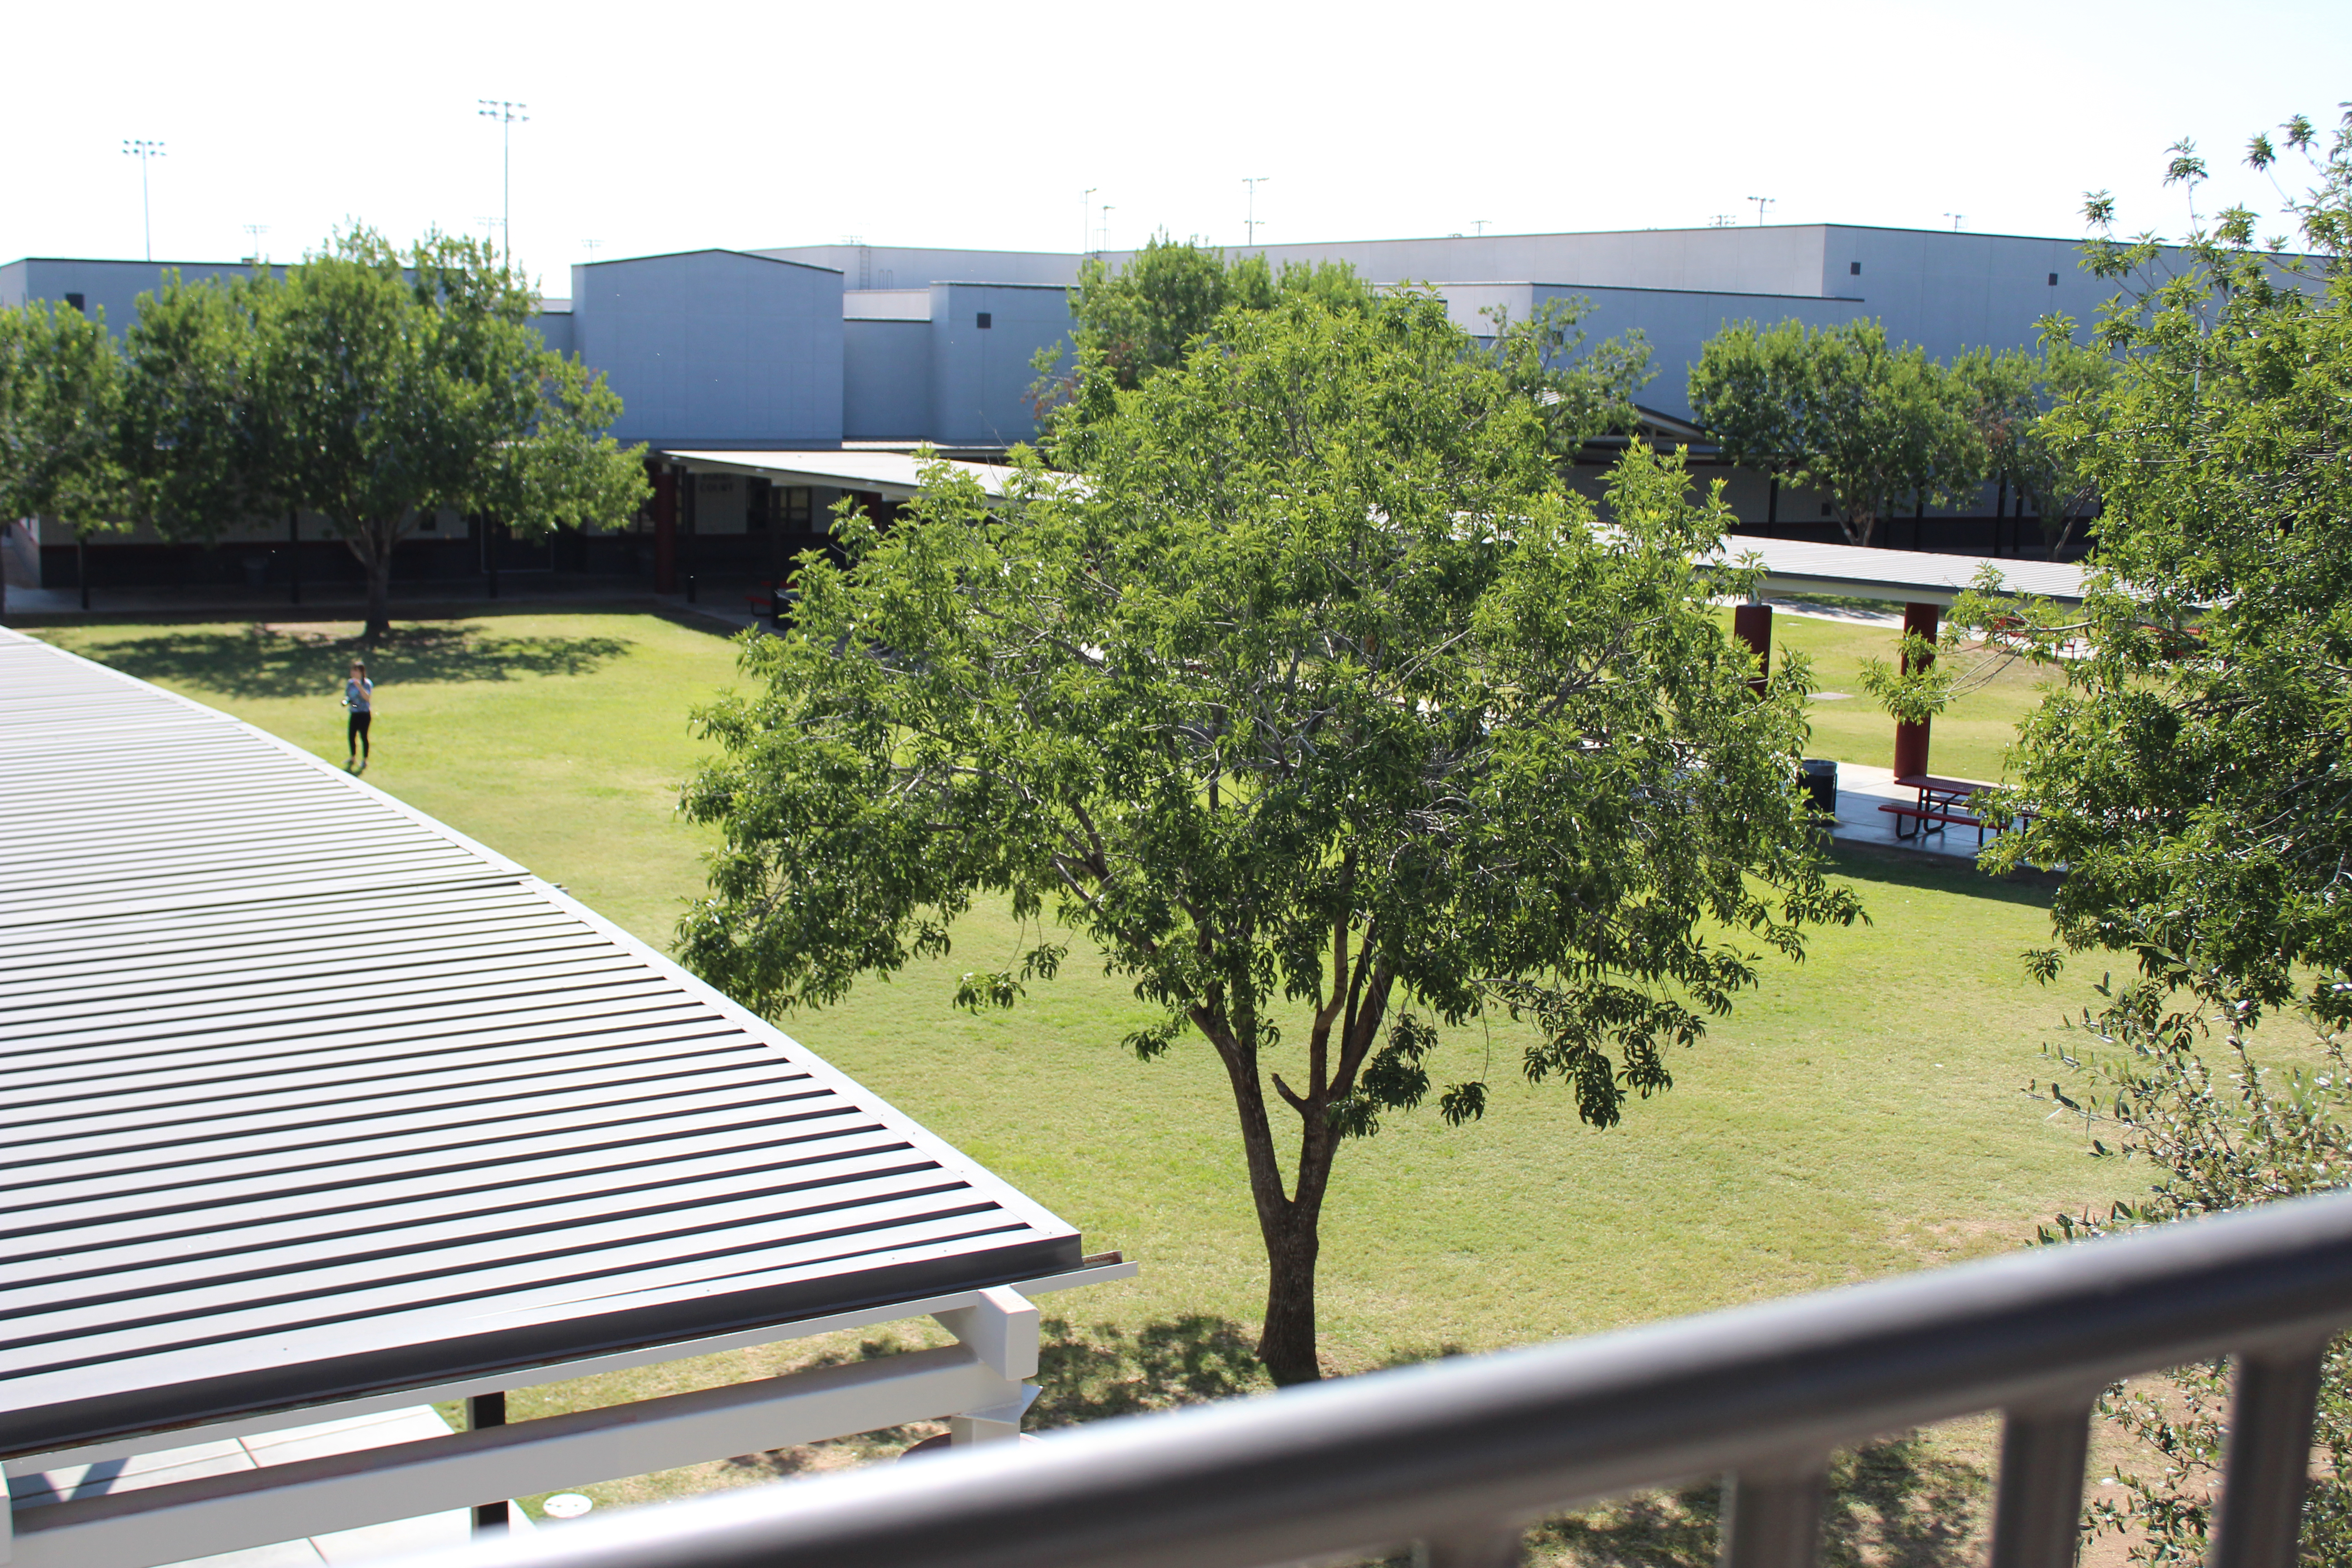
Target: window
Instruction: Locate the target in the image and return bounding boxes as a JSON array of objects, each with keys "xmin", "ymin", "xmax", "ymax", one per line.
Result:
[
  {"xmin": 1821, "ymin": 502, "xmax": 1833, "ymax": 517},
  {"xmin": 1848, "ymin": 262, "xmax": 1861, "ymax": 276},
  {"xmin": 2047, "ymin": 272, "xmax": 2059, "ymax": 286},
  {"xmin": 782, "ymin": 486, "xmax": 814, "ymax": 531},
  {"xmin": 418, "ymin": 511, "xmax": 438, "ymax": 531},
  {"xmin": 976, "ymin": 312, "xmax": 992, "ymax": 329},
  {"xmin": 63, "ymin": 293, "xmax": 85, "ymax": 312}
]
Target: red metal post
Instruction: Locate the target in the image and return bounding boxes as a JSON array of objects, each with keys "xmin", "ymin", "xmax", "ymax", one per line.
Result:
[
  {"xmin": 652, "ymin": 464, "xmax": 678, "ymax": 595},
  {"xmin": 1891, "ymin": 601, "xmax": 1940, "ymax": 779},
  {"xmin": 1732, "ymin": 603, "xmax": 1773, "ymax": 696}
]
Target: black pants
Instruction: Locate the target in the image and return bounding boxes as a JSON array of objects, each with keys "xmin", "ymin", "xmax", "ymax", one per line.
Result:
[{"xmin": 348, "ymin": 710, "xmax": 372, "ymax": 756}]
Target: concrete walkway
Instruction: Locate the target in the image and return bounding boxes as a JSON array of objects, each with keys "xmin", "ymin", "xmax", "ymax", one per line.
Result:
[
  {"xmin": 1821, "ymin": 759, "xmax": 2009, "ymax": 867},
  {"xmin": 7, "ymin": 1406, "xmax": 534, "ymax": 1565}
]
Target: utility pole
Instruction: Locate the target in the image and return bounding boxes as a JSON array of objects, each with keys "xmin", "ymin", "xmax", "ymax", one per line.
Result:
[
  {"xmin": 1082, "ymin": 188, "xmax": 1097, "ymax": 257},
  {"xmin": 476, "ymin": 100, "xmax": 528, "ymax": 265},
  {"xmin": 1748, "ymin": 195, "xmax": 1775, "ymax": 226},
  {"xmin": 122, "ymin": 140, "xmax": 166, "ymax": 261},
  {"xmin": 1243, "ymin": 176, "xmax": 1271, "ymax": 247}
]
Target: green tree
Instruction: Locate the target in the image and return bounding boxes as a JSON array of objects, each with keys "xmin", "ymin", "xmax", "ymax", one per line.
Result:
[
  {"xmin": 1033, "ymin": 234, "xmax": 1367, "ymax": 418},
  {"xmin": 2033, "ymin": 984, "xmax": 2352, "ymax": 1565},
  {"xmin": 1951, "ymin": 339, "xmax": 2111, "ymax": 559},
  {"xmin": 1687, "ymin": 318, "xmax": 1984, "ymax": 547},
  {"xmin": 1481, "ymin": 296, "xmax": 1653, "ymax": 458},
  {"xmin": 1041, "ymin": 237, "xmax": 1650, "ymax": 457},
  {"xmin": 116, "ymin": 229, "xmax": 647, "ymax": 639},
  {"xmin": 1979, "ymin": 111, "xmax": 2352, "ymax": 1027},
  {"xmin": 117, "ymin": 267, "xmax": 272, "ymax": 544},
  {"xmin": 679, "ymin": 292, "xmax": 1859, "ymax": 1384},
  {"xmin": 0, "ymin": 299, "xmax": 125, "ymax": 615}
]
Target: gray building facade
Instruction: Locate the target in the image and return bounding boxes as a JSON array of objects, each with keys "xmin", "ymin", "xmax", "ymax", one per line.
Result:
[{"xmin": 3, "ymin": 221, "xmax": 2125, "ymax": 591}]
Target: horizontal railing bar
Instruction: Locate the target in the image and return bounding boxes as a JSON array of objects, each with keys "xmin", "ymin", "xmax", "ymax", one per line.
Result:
[{"xmin": 410, "ymin": 1192, "xmax": 2352, "ymax": 1568}]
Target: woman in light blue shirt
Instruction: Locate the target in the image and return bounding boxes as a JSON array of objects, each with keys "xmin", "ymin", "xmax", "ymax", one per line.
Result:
[{"xmin": 343, "ymin": 660, "xmax": 373, "ymax": 770}]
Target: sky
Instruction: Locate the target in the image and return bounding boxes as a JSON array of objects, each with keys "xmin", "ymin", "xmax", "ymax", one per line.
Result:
[{"xmin": 5, "ymin": 0, "xmax": 2345, "ymax": 298}]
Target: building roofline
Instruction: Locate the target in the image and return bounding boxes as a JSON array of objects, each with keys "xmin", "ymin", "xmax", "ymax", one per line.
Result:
[
  {"xmin": 580, "ymin": 248, "xmax": 843, "ymax": 277},
  {"xmin": 1431, "ymin": 279, "xmax": 1867, "ymax": 304}
]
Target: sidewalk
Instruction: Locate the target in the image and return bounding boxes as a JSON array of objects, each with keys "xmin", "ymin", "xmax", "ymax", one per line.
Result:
[
  {"xmin": 1822, "ymin": 760, "xmax": 2009, "ymax": 867},
  {"xmin": 7, "ymin": 1406, "xmax": 535, "ymax": 1566}
]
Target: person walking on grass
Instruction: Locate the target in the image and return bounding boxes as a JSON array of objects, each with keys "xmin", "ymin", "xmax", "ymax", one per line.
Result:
[{"xmin": 343, "ymin": 659, "xmax": 374, "ymax": 771}]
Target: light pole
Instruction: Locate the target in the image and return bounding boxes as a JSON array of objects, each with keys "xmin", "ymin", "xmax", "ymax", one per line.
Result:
[
  {"xmin": 242, "ymin": 223, "xmax": 269, "ymax": 264},
  {"xmin": 1943, "ymin": 212, "xmax": 1965, "ymax": 231},
  {"xmin": 1081, "ymin": 188, "xmax": 1096, "ymax": 257},
  {"xmin": 1244, "ymin": 176, "xmax": 1271, "ymax": 247},
  {"xmin": 1748, "ymin": 195, "xmax": 1775, "ymax": 226},
  {"xmin": 476, "ymin": 99, "xmax": 528, "ymax": 265},
  {"xmin": 1098, "ymin": 205, "xmax": 1114, "ymax": 255},
  {"xmin": 123, "ymin": 140, "xmax": 166, "ymax": 261}
]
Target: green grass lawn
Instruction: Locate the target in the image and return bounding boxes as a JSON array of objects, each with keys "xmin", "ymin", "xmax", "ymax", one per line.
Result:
[
  {"xmin": 32, "ymin": 609, "xmax": 2139, "ymax": 1548},
  {"xmin": 1761, "ymin": 606, "xmax": 2057, "ymax": 784}
]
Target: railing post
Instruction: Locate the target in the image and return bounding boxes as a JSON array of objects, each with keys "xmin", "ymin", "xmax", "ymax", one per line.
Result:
[
  {"xmin": 1719, "ymin": 1455, "xmax": 1828, "ymax": 1568},
  {"xmin": 2211, "ymin": 1336, "xmax": 2330, "ymax": 1568},
  {"xmin": 1415, "ymin": 1524, "xmax": 1524, "ymax": 1568},
  {"xmin": 468, "ymin": 1391, "xmax": 510, "ymax": 1536},
  {"xmin": 1989, "ymin": 1398, "xmax": 2093, "ymax": 1568}
]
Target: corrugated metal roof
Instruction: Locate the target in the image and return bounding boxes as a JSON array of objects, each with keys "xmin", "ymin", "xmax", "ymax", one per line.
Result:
[{"xmin": 0, "ymin": 629, "xmax": 1084, "ymax": 1461}]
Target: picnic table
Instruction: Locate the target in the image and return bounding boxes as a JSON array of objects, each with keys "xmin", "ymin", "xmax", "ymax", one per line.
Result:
[{"xmin": 1880, "ymin": 773, "xmax": 2003, "ymax": 844}]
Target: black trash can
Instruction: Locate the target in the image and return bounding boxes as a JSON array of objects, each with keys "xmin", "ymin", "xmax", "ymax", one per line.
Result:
[{"xmin": 1799, "ymin": 758, "xmax": 1838, "ymax": 819}]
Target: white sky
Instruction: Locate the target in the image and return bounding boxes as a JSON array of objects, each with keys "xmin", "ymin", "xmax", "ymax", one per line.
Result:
[{"xmin": 6, "ymin": 0, "xmax": 2345, "ymax": 296}]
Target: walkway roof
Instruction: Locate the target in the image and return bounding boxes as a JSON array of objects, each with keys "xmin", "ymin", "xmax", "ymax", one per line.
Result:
[
  {"xmin": 663, "ymin": 449, "xmax": 1016, "ymax": 502},
  {"xmin": 0, "ymin": 629, "xmax": 1085, "ymax": 1461},
  {"xmin": 661, "ymin": 451, "xmax": 2087, "ymax": 607},
  {"xmin": 1717, "ymin": 534, "xmax": 2088, "ymax": 607}
]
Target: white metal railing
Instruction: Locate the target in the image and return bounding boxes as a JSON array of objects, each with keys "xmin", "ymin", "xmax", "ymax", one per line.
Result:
[{"xmin": 411, "ymin": 1191, "xmax": 2352, "ymax": 1568}]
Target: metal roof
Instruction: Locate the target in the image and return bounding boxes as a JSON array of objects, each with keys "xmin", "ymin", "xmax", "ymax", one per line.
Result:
[
  {"xmin": 0, "ymin": 629, "xmax": 1084, "ymax": 1462},
  {"xmin": 1715, "ymin": 534, "xmax": 2089, "ymax": 606},
  {"xmin": 663, "ymin": 449, "xmax": 1018, "ymax": 501}
]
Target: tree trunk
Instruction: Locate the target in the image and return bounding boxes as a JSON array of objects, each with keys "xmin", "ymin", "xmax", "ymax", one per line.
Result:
[
  {"xmin": 1257, "ymin": 1205, "xmax": 1323, "ymax": 1385},
  {"xmin": 363, "ymin": 554, "xmax": 392, "ymax": 642},
  {"xmin": 351, "ymin": 519, "xmax": 396, "ymax": 642}
]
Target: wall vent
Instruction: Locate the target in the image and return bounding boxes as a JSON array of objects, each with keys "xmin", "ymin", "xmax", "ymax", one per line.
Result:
[{"xmin": 977, "ymin": 312, "xmax": 993, "ymax": 329}]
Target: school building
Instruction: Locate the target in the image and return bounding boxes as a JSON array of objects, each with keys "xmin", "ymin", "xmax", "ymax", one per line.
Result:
[{"xmin": 0, "ymin": 221, "xmax": 2113, "ymax": 595}]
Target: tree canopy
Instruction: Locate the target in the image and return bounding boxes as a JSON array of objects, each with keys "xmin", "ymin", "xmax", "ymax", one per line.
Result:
[
  {"xmin": 1975, "ymin": 111, "xmax": 2352, "ymax": 1027},
  {"xmin": 681, "ymin": 289, "xmax": 1858, "ymax": 1383},
  {"xmin": 0, "ymin": 299, "xmax": 122, "ymax": 613},
  {"xmin": 0, "ymin": 227, "xmax": 647, "ymax": 637},
  {"xmin": 1687, "ymin": 317, "xmax": 1983, "ymax": 547},
  {"xmin": 1043, "ymin": 235, "xmax": 1651, "ymax": 457}
]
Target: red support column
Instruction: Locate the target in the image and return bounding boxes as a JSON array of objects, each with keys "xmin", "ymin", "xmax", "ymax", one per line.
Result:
[
  {"xmin": 1891, "ymin": 601, "xmax": 1940, "ymax": 779},
  {"xmin": 652, "ymin": 464, "xmax": 678, "ymax": 595},
  {"xmin": 1732, "ymin": 603, "xmax": 1773, "ymax": 696}
]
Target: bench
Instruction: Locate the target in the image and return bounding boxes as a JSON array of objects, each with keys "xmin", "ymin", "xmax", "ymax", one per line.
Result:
[
  {"xmin": 1877, "ymin": 801, "xmax": 1989, "ymax": 844},
  {"xmin": 745, "ymin": 583, "xmax": 794, "ymax": 626}
]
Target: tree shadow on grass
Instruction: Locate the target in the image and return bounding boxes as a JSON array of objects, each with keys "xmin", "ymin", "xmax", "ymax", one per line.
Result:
[
  {"xmin": 711, "ymin": 1316, "xmax": 1270, "ymax": 1482},
  {"xmin": 1030, "ymin": 1314, "xmax": 1273, "ymax": 1426},
  {"xmin": 68, "ymin": 622, "xmax": 635, "ymax": 701},
  {"xmin": 1530, "ymin": 1433, "xmax": 1987, "ymax": 1568}
]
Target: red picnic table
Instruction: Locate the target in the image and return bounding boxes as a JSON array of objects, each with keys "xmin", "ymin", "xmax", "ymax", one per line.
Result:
[{"xmin": 1880, "ymin": 773, "xmax": 2002, "ymax": 845}]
